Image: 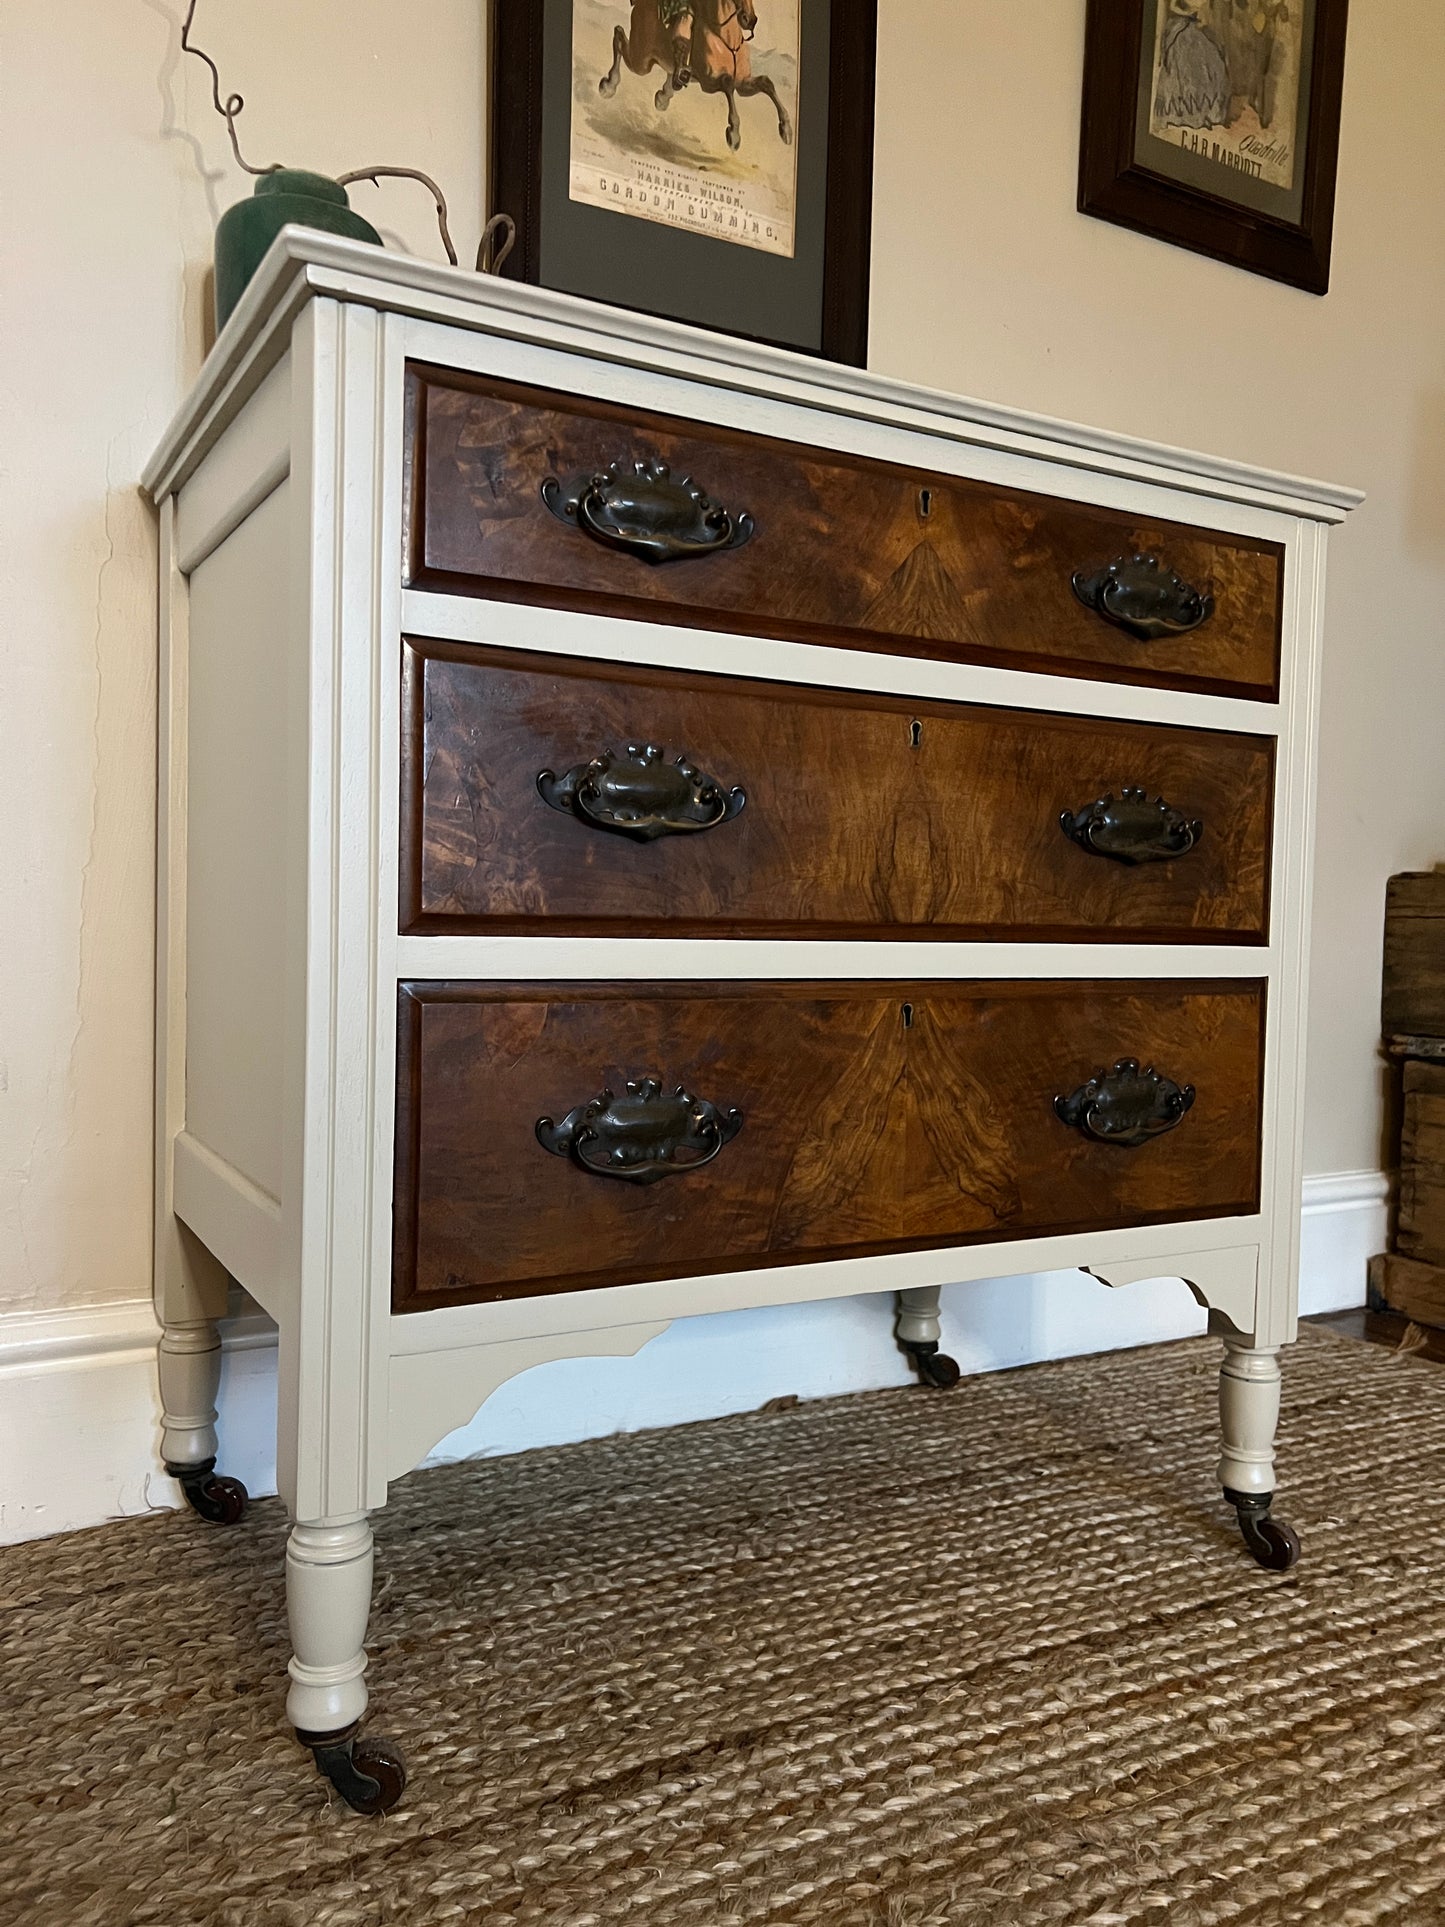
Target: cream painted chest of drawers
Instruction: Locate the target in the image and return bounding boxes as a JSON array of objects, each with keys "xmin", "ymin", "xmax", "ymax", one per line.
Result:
[{"xmin": 143, "ymin": 231, "xmax": 1358, "ymax": 1813}]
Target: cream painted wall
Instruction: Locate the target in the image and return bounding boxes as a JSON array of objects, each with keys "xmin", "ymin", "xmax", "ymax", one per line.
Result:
[
  {"xmin": 0, "ymin": 0, "xmax": 1435, "ymax": 1325},
  {"xmin": 0, "ymin": 1, "xmax": 484, "ymax": 1318}
]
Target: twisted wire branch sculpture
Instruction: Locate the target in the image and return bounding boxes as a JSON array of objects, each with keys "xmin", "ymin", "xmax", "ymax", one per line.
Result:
[
  {"xmin": 336, "ymin": 165, "xmax": 459, "ymax": 265},
  {"xmin": 181, "ymin": 0, "xmax": 278, "ymax": 175},
  {"xmin": 180, "ymin": 0, "xmax": 517, "ymax": 274}
]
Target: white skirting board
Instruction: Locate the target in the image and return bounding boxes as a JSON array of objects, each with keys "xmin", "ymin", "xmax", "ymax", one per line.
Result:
[{"xmin": 0, "ymin": 1172, "xmax": 1388, "ymax": 1544}]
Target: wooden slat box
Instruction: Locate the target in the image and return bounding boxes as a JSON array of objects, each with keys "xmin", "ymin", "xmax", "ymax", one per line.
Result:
[
  {"xmin": 1382, "ymin": 872, "xmax": 1445, "ymax": 1040},
  {"xmin": 1371, "ymin": 872, "xmax": 1445, "ymax": 1329}
]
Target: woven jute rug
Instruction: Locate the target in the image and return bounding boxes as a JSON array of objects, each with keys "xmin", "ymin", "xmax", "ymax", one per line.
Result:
[{"xmin": 3, "ymin": 1325, "xmax": 1445, "ymax": 1927}]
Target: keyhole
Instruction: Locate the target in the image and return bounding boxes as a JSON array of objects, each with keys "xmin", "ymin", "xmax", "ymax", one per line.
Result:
[
  {"xmin": 909, "ymin": 719, "xmax": 922, "ymax": 749},
  {"xmin": 902, "ymin": 1002, "xmax": 914, "ymax": 1029},
  {"xmin": 918, "ymin": 487, "xmax": 933, "ymax": 520}
]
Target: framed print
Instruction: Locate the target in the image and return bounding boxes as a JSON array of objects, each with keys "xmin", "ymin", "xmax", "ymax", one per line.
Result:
[
  {"xmin": 490, "ymin": 0, "xmax": 877, "ymax": 363},
  {"xmin": 1079, "ymin": 0, "xmax": 1349, "ymax": 293}
]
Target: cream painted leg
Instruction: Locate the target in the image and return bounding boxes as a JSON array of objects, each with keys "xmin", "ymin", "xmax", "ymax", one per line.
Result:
[
  {"xmin": 158, "ymin": 1318, "xmax": 248, "ymax": 1523},
  {"xmin": 286, "ymin": 1516, "xmax": 406, "ymax": 1815},
  {"xmin": 1218, "ymin": 1337, "xmax": 1300, "ymax": 1571},
  {"xmin": 895, "ymin": 1285, "xmax": 960, "ymax": 1389}
]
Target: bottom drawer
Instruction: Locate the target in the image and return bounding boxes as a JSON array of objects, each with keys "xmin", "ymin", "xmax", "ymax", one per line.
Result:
[{"xmin": 392, "ymin": 980, "xmax": 1265, "ymax": 1310}]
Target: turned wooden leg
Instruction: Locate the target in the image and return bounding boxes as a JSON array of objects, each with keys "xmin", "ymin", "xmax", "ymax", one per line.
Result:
[
  {"xmin": 896, "ymin": 1285, "xmax": 960, "ymax": 1389},
  {"xmin": 287, "ymin": 1517, "xmax": 406, "ymax": 1815},
  {"xmin": 158, "ymin": 1319, "xmax": 248, "ymax": 1523},
  {"xmin": 1218, "ymin": 1337, "xmax": 1300, "ymax": 1570}
]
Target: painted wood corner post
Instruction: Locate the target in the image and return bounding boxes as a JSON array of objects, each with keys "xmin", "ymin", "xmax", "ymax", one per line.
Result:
[
  {"xmin": 271, "ymin": 296, "xmax": 409, "ymax": 1809},
  {"xmin": 1087, "ymin": 513, "xmax": 1328, "ymax": 1574},
  {"xmin": 154, "ymin": 493, "xmax": 249, "ymax": 1529}
]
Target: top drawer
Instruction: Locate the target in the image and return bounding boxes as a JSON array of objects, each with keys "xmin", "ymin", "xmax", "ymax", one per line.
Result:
[{"xmin": 406, "ymin": 366, "xmax": 1285, "ymax": 701}]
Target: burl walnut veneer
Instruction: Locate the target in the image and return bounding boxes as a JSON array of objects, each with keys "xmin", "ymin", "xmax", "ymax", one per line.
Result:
[
  {"xmin": 394, "ymin": 979, "xmax": 1265, "ymax": 1308},
  {"xmin": 407, "ymin": 366, "xmax": 1285, "ymax": 700},
  {"xmin": 402, "ymin": 640, "xmax": 1273, "ymax": 942}
]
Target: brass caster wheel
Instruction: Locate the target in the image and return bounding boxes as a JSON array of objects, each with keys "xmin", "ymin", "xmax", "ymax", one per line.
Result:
[
  {"xmin": 1226, "ymin": 1490, "xmax": 1300, "ymax": 1571},
  {"xmin": 300, "ymin": 1725, "xmax": 407, "ymax": 1815},
  {"xmin": 166, "ymin": 1457, "xmax": 248, "ymax": 1525},
  {"xmin": 905, "ymin": 1342, "xmax": 961, "ymax": 1391}
]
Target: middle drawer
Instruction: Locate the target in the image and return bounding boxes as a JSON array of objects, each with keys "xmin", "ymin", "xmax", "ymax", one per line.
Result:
[{"xmin": 401, "ymin": 641, "xmax": 1273, "ymax": 942}]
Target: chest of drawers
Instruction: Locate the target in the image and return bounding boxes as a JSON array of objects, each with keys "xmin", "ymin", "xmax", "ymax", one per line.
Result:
[{"xmin": 144, "ymin": 232, "xmax": 1358, "ymax": 1814}]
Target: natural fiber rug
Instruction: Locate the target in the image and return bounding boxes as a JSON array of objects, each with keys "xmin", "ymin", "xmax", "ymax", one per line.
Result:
[{"xmin": 3, "ymin": 1325, "xmax": 1445, "ymax": 1927}]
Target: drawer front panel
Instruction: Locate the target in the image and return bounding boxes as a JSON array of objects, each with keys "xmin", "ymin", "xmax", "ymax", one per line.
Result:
[
  {"xmin": 407, "ymin": 368, "xmax": 1284, "ymax": 699},
  {"xmin": 393, "ymin": 980, "xmax": 1265, "ymax": 1310},
  {"xmin": 402, "ymin": 643, "xmax": 1273, "ymax": 941}
]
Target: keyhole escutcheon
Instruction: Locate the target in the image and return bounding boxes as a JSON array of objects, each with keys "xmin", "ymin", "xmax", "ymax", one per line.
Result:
[
  {"xmin": 909, "ymin": 719, "xmax": 923, "ymax": 749},
  {"xmin": 902, "ymin": 1002, "xmax": 914, "ymax": 1029},
  {"xmin": 918, "ymin": 487, "xmax": 933, "ymax": 520}
]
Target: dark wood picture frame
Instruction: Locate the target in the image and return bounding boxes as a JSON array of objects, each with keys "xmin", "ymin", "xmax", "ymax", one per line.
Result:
[
  {"xmin": 1080, "ymin": 0, "xmax": 1349, "ymax": 294},
  {"xmin": 490, "ymin": 0, "xmax": 877, "ymax": 364}
]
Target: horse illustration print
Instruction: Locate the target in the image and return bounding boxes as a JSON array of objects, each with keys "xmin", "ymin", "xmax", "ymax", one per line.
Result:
[{"xmin": 599, "ymin": 0, "xmax": 794, "ymax": 153}]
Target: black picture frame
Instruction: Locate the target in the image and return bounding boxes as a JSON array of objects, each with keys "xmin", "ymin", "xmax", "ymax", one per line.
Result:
[
  {"xmin": 490, "ymin": 0, "xmax": 877, "ymax": 364},
  {"xmin": 1080, "ymin": 0, "xmax": 1349, "ymax": 294}
]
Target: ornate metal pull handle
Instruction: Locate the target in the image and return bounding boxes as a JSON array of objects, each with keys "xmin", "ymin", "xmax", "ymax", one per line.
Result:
[
  {"xmin": 537, "ymin": 1077, "xmax": 743, "ymax": 1184},
  {"xmin": 537, "ymin": 742, "xmax": 746, "ymax": 842},
  {"xmin": 541, "ymin": 457, "xmax": 755, "ymax": 564},
  {"xmin": 1054, "ymin": 1058, "xmax": 1196, "ymax": 1148},
  {"xmin": 1061, "ymin": 787, "xmax": 1203, "ymax": 865},
  {"xmin": 1071, "ymin": 554, "xmax": 1215, "ymax": 642}
]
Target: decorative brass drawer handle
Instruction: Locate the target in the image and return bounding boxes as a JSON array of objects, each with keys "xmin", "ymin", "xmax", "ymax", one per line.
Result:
[
  {"xmin": 541, "ymin": 457, "xmax": 756, "ymax": 564},
  {"xmin": 536, "ymin": 1077, "xmax": 744, "ymax": 1184},
  {"xmin": 1061, "ymin": 787, "xmax": 1203, "ymax": 865},
  {"xmin": 1054, "ymin": 1058, "xmax": 1196, "ymax": 1148},
  {"xmin": 537, "ymin": 742, "xmax": 746, "ymax": 842},
  {"xmin": 1071, "ymin": 554, "xmax": 1215, "ymax": 642}
]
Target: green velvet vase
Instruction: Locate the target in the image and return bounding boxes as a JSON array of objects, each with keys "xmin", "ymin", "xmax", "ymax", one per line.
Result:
[{"xmin": 214, "ymin": 170, "xmax": 383, "ymax": 329}]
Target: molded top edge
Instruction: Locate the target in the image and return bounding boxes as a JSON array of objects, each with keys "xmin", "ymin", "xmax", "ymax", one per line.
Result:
[{"xmin": 143, "ymin": 227, "xmax": 1364, "ymax": 519}]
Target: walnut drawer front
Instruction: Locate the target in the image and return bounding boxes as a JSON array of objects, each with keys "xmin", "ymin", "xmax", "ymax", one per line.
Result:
[
  {"xmin": 392, "ymin": 980, "xmax": 1265, "ymax": 1311},
  {"xmin": 401, "ymin": 642, "xmax": 1273, "ymax": 942},
  {"xmin": 406, "ymin": 367, "xmax": 1284, "ymax": 700}
]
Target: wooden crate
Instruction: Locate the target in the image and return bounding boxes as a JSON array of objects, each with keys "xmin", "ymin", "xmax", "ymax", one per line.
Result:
[
  {"xmin": 1370, "ymin": 1252, "xmax": 1445, "ymax": 1328},
  {"xmin": 1383, "ymin": 871, "xmax": 1445, "ymax": 1038},
  {"xmin": 1396, "ymin": 1059, "xmax": 1445, "ymax": 1264},
  {"xmin": 1372, "ymin": 1064, "xmax": 1445, "ymax": 1327},
  {"xmin": 1373, "ymin": 1060, "xmax": 1445, "ymax": 1328},
  {"xmin": 1371, "ymin": 874, "xmax": 1445, "ymax": 1329}
]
